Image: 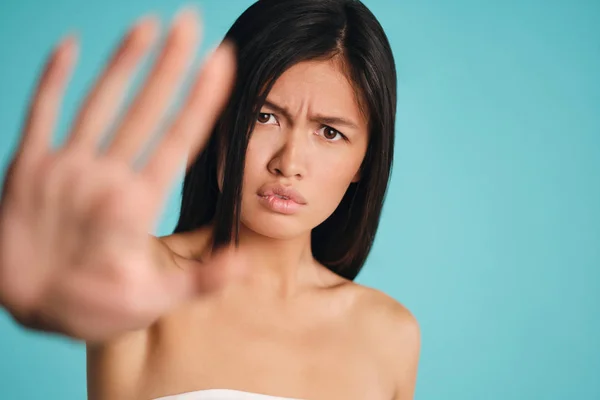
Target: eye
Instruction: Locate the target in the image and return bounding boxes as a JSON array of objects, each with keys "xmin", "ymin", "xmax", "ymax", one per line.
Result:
[
  {"xmin": 257, "ymin": 112, "xmax": 278, "ymax": 125},
  {"xmin": 317, "ymin": 126, "xmax": 346, "ymax": 142}
]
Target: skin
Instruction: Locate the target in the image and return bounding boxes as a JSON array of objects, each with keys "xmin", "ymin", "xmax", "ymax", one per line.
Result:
[
  {"xmin": 123, "ymin": 226, "xmax": 421, "ymax": 400},
  {"xmin": 0, "ymin": 8, "xmax": 420, "ymax": 400},
  {"xmin": 110, "ymin": 53, "xmax": 418, "ymax": 400}
]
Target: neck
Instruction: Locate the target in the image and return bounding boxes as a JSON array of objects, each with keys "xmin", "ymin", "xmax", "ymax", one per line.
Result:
[{"xmin": 200, "ymin": 222, "xmax": 319, "ymax": 298}]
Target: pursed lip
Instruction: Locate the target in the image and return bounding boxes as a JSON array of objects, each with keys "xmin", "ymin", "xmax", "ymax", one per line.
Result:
[{"xmin": 257, "ymin": 183, "xmax": 307, "ymax": 205}]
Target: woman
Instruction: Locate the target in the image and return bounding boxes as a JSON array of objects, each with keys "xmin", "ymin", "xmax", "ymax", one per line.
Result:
[{"xmin": 0, "ymin": 0, "xmax": 420, "ymax": 399}]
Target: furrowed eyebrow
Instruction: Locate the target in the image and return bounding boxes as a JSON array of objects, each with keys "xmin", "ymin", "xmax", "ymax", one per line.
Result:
[
  {"xmin": 262, "ymin": 99, "xmax": 359, "ymax": 130},
  {"xmin": 262, "ymin": 100, "xmax": 293, "ymax": 123}
]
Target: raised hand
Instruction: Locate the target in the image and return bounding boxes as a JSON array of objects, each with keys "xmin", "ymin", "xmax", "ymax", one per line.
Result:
[{"xmin": 0, "ymin": 7, "xmax": 240, "ymax": 343}]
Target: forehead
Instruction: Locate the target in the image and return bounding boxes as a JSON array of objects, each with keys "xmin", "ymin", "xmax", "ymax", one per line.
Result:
[{"xmin": 267, "ymin": 59, "xmax": 367, "ymax": 124}]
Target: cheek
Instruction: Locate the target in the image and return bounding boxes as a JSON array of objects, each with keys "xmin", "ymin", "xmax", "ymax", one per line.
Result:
[{"xmin": 310, "ymin": 151, "xmax": 362, "ymax": 202}]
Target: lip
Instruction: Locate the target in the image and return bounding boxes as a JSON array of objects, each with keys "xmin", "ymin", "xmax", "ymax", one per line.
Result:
[{"xmin": 257, "ymin": 183, "xmax": 307, "ymax": 215}]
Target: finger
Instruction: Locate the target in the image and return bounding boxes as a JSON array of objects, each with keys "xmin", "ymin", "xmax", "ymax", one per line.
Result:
[
  {"xmin": 103, "ymin": 7, "xmax": 201, "ymax": 164},
  {"xmin": 65, "ymin": 16, "xmax": 159, "ymax": 152},
  {"xmin": 141, "ymin": 41, "xmax": 236, "ymax": 196},
  {"xmin": 17, "ymin": 35, "xmax": 78, "ymax": 166}
]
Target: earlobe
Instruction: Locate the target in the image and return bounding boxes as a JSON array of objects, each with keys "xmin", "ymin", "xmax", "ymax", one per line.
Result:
[{"xmin": 351, "ymin": 170, "xmax": 361, "ymax": 183}]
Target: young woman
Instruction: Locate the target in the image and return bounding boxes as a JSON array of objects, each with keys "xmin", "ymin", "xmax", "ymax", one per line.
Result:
[{"xmin": 0, "ymin": 0, "xmax": 420, "ymax": 399}]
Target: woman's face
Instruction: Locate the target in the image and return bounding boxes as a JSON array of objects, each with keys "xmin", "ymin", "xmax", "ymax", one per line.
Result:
[{"xmin": 237, "ymin": 58, "xmax": 369, "ymax": 239}]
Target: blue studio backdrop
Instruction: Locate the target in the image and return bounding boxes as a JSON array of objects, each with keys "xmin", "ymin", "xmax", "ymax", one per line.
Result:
[{"xmin": 0, "ymin": 0, "xmax": 598, "ymax": 399}]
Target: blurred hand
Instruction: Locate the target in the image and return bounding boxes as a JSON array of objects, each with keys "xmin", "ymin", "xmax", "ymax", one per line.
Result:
[{"xmin": 0, "ymin": 7, "xmax": 241, "ymax": 342}]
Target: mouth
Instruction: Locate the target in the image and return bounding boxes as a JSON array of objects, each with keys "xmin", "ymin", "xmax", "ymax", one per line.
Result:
[
  {"xmin": 257, "ymin": 183, "xmax": 307, "ymax": 215},
  {"xmin": 257, "ymin": 194, "xmax": 304, "ymax": 215},
  {"xmin": 257, "ymin": 184, "xmax": 307, "ymax": 205},
  {"xmin": 262, "ymin": 193, "xmax": 291, "ymax": 200}
]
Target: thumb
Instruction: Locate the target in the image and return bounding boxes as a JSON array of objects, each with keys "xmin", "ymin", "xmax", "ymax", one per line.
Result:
[
  {"xmin": 159, "ymin": 245, "xmax": 249, "ymax": 303},
  {"xmin": 192, "ymin": 245, "xmax": 249, "ymax": 293}
]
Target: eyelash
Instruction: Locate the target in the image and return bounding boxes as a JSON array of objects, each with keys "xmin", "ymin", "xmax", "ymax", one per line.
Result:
[{"xmin": 256, "ymin": 112, "xmax": 347, "ymax": 142}]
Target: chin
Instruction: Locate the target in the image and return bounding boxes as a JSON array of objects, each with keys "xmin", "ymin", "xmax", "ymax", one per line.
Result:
[
  {"xmin": 240, "ymin": 209, "xmax": 310, "ymax": 240},
  {"xmin": 238, "ymin": 192, "xmax": 337, "ymax": 240}
]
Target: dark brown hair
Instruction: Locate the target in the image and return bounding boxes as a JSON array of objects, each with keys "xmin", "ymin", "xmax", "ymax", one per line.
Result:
[{"xmin": 173, "ymin": 0, "xmax": 397, "ymax": 281}]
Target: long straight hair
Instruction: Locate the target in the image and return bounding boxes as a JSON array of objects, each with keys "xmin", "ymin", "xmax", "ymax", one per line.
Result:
[{"xmin": 173, "ymin": 0, "xmax": 396, "ymax": 281}]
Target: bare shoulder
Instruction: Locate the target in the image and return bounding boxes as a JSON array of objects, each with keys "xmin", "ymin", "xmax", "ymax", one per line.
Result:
[
  {"xmin": 316, "ymin": 268, "xmax": 420, "ymax": 337},
  {"xmin": 86, "ymin": 230, "xmax": 207, "ymax": 400},
  {"xmin": 352, "ymin": 283, "xmax": 420, "ymax": 337},
  {"xmin": 347, "ymin": 282, "xmax": 421, "ymax": 399}
]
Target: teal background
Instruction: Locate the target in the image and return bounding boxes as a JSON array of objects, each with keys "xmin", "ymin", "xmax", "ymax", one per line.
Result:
[{"xmin": 1, "ymin": 0, "xmax": 599, "ymax": 398}]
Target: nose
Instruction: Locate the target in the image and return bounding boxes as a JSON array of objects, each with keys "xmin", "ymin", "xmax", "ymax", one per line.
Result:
[{"xmin": 267, "ymin": 128, "xmax": 307, "ymax": 179}]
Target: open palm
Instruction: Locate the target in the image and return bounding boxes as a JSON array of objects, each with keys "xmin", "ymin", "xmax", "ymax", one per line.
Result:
[{"xmin": 0, "ymin": 8, "xmax": 239, "ymax": 342}]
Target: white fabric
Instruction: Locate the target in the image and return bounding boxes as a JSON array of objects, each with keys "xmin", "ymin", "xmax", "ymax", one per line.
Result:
[{"xmin": 154, "ymin": 388, "xmax": 302, "ymax": 400}]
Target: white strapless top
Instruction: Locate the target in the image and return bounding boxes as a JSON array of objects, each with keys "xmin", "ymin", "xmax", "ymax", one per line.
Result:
[{"xmin": 154, "ymin": 389, "xmax": 303, "ymax": 399}]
